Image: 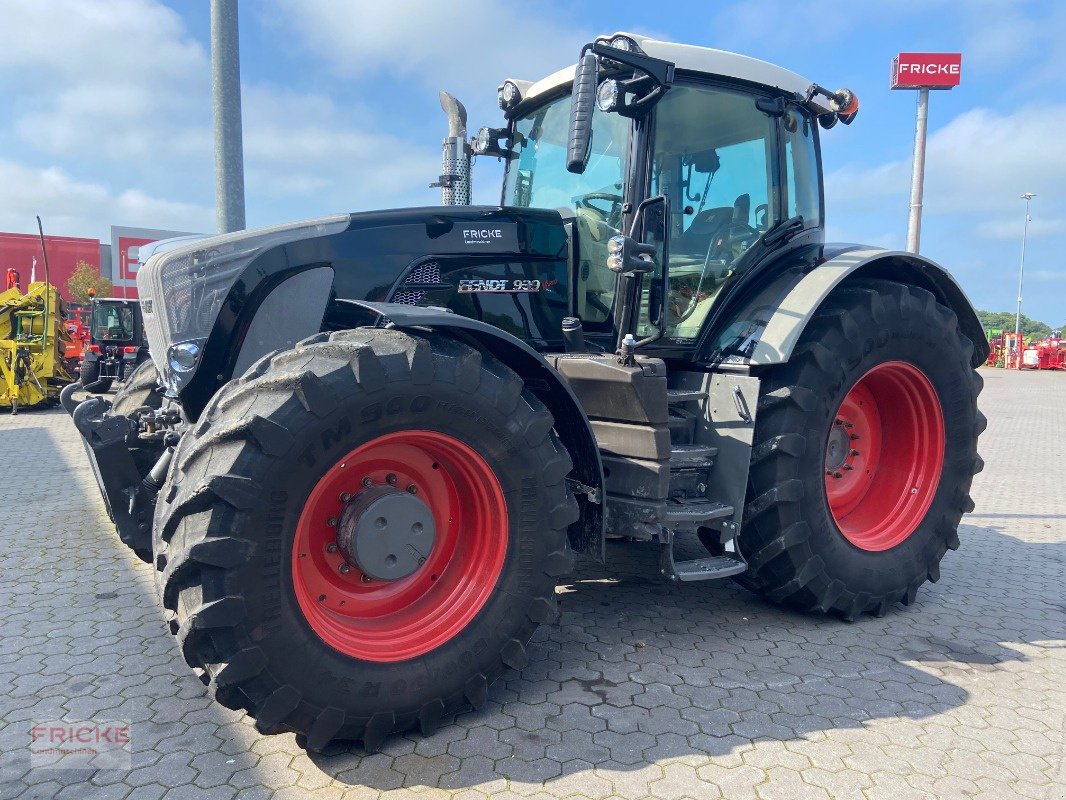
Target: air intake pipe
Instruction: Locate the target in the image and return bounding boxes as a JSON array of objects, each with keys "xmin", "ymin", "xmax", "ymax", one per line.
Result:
[{"xmin": 433, "ymin": 91, "xmax": 471, "ymax": 205}]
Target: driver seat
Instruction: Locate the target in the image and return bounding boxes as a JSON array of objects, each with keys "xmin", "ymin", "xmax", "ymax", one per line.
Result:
[{"xmin": 674, "ymin": 207, "xmax": 731, "ymax": 259}]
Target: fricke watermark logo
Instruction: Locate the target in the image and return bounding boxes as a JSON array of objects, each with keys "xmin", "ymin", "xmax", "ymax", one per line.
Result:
[{"xmin": 29, "ymin": 720, "xmax": 132, "ymax": 770}]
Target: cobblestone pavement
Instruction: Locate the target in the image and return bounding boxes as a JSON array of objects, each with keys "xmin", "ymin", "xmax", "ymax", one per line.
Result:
[{"xmin": 1, "ymin": 369, "xmax": 1063, "ymax": 800}]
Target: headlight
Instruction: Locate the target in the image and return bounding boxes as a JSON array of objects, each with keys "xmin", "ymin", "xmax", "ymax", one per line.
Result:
[
  {"xmin": 168, "ymin": 340, "xmax": 202, "ymax": 373},
  {"xmin": 596, "ymin": 79, "xmax": 620, "ymax": 112},
  {"xmin": 138, "ymin": 214, "xmax": 349, "ymax": 394},
  {"xmin": 498, "ymin": 80, "xmax": 522, "ymax": 111},
  {"xmin": 609, "ymin": 35, "xmax": 638, "ymax": 52}
]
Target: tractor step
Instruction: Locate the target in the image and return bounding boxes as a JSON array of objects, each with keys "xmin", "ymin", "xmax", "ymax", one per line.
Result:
[
  {"xmin": 670, "ymin": 443, "xmax": 717, "ymax": 469},
  {"xmin": 671, "ymin": 555, "xmax": 748, "ymax": 581},
  {"xmin": 664, "ymin": 499, "xmax": 732, "ymax": 525},
  {"xmin": 666, "ymin": 388, "xmax": 707, "ymax": 404},
  {"xmin": 658, "ymin": 525, "xmax": 747, "ymax": 582}
]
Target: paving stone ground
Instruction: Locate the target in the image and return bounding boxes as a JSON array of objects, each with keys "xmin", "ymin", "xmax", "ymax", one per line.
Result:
[{"xmin": 1, "ymin": 368, "xmax": 1063, "ymax": 800}]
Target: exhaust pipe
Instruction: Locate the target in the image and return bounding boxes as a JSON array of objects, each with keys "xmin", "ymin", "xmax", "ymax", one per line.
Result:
[{"xmin": 434, "ymin": 91, "xmax": 471, "ymax": 205}]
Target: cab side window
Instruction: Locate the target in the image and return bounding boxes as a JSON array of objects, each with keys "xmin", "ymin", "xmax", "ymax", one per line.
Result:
[
  {"xmin": 644, "ymin": 84, "xmax": 778, "ymax": 340},
  {"xmin": 784, "ymin": 110, "xmax": 822, "ymax": 226}
]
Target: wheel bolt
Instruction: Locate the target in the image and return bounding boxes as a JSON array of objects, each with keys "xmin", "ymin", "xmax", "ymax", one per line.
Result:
[
  {"xmin": 362, "ymin": 476, "xmax": 373, "ymax": 488},
  {"xmin": 361, "ymin": 574, "xmax": 372, "ymax": 583},
  {"xmin": 849, "ymin": 449, "xmax": 860, "ymax": 457},
  {"xmin": 407, "ymin": 484, "xmax": 418, "ymax": 495},
  {"xmin": 843, "ymin": 421, "xmax": 853, "ymax": 429},
  {"xmin": 326, "ymin": 543, "xmax": 338, "ymax": 553},
  {"xmin": 834, "ymin": 418, "xmax": 844, "ymax": 426},
  {"xmin": 339, "ymin": 564, "xmax": 350, "ymax": 574},
  {"xmin": 340, "ymin": 492, "xmax": 352, "ymax": 502},
  {"xmin": 842, "ymin": 464, "xmax": 853, "ymax": 471},
  {"xmin": 327, "ymin": 516, "xmax": 338, "ymax": 527},
  {"xmin": 386, "ymin": 473, "xmax": 397, "ymax": 485},
  {"xmin": 849, "ymin": 433, "xmax": 860, "ymax": 441},
  {"xmin": 830, "ymin": 471, "xmax": 843, "ymax": 479}
]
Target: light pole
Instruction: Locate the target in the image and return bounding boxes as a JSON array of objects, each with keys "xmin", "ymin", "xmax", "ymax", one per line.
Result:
[
  {"xmin": 211, "ymin": 0, "xmax": 246, "ymax": 233},
  {"xmin": 1014, "ymin": 192, "xmax": 1035, "ymax": 339}
]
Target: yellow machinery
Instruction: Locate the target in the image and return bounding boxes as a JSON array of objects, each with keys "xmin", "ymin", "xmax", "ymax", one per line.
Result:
[{"xmin": 0, "ymin": 281, "xmax": 74, "ymax": 413}]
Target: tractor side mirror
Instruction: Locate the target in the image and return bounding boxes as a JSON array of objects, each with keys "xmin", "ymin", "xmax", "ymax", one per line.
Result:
[{"xmin": 566, "ymin": 49, "xmax": 599, "ymax": 174}]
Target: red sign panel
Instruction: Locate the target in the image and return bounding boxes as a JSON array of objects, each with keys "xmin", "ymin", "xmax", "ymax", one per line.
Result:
[
  {"xmin": 116, "ymin": 236, "xmax": 162, "ymax": 299},
  {"xmin": 0, "ymin": 232, "xmax": 101, "ymax": 301},
  {"xmin": 892, "ymin": 52, "xmax": 962, "ymax": 89}
]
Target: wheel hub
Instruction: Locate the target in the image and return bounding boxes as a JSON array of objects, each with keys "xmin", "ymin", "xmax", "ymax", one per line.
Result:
[
  {"xmin": 336, "ymin": 486, "xmax": 436, "ymax": 581},
  {"xmin": 824, "ymin": 424, "xmax": 851, "ymax": 472}
]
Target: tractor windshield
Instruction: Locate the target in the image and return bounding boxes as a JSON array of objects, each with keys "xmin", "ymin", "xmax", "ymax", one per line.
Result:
[
  {"xmin": 92, "ymin": 302, "xmax": 134, "ymax": 342},
  {"xmin": 503, "ymin": 94, "xmax": 630, "ymax": 324}
]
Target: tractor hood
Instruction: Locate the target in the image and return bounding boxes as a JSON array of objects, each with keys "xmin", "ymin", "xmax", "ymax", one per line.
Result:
[{"xmin": 138, "ymin": 205, "xmax": 573, "ymax": 411}]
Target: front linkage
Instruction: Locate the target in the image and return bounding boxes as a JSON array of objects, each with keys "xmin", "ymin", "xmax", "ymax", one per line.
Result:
[{"xmin": 61, "ymin": 382, "xmax": 179, "ymax": 560}]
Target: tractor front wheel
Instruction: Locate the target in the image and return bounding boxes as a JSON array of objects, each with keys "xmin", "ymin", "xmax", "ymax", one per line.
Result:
[
  {"xmin": 734, "ymin": 280, "xmax": 985, "ymax": 619},
  {"xmin": 110, "ymin": 359, "xmax": 163, "ymax": 418},
  {"xmin": 152, "ymin": 329, "xmax": 577, "ymax": 750}
]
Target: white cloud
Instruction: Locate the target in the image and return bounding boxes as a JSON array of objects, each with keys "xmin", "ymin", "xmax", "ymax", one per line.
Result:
[
  {"xmin": 981, "ymin": 217, "xmax": 1066, "ymax": 241},
  {"xmin": 0, "ymin": 0, "xmax": 210, "ymax": 168},
  {"xmin": 0, "ymin": 159, "xmax": 213, "ymax": 238},
  {"xmin": 240, "ymin": 85, "xmax": 440, "ymax": 212},
  {"xmin": 269, "ymin": 0, "xmax": 593, "ymax": 111},
  {"xmin": 826, "ymin": 104, "xmax": 1066, "ymax": 234},
  {"xmin": 0, "ymin": 0, "xmax": 448, "ymax": 236}
]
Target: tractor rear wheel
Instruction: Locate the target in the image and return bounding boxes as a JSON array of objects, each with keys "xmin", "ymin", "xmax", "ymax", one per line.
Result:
[
  {"xmin": 152, "ymin": 329, "xmax": 577, "ymax": 750},
  {"xmin": 110, "ymin": 359, "xmax": 163, "ymax": 418},
  {"xmin": 79, "ymin": 360, "xmax": 112, "ymax": 393},
  {"xmin": 732, "ymin": 280, "xmax": 984, "ymax": 620}
]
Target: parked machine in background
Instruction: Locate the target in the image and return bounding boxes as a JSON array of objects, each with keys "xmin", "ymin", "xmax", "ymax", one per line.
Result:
[
  {"xmin": 1021, "ymin": 331, "xmax": 1065, "ymax": 370},
  {"xmin": 79, "ymin": 295, "xmax": 149, "ymax": 392},
  {"xmin": 0, "ymin": 280, "xmax": 73, "ymax": 412},
  {"xmin": 68, "ymin": 33, "xmax": 987, "ymax": 750},
  {"xmin": 63, "ymin": 303, "xmax": 91, "ymax": 375}
]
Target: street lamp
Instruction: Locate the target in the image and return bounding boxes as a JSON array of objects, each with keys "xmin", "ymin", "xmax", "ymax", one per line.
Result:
[{"xmin": 1014, "ymin": 192, "xmax": 1036, "ymax": 339}]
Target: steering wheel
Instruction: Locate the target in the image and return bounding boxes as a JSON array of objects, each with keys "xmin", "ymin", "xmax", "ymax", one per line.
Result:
[
  {"xmin": 706, "ymin": 220, "xmax": 760, "ymax": 264},
  {"xmin": 577, "ymin": 192, "xmax": 624, "ymax": 229}
]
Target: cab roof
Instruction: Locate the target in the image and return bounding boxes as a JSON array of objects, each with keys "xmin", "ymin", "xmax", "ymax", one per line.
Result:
[{"xmin": 517, "ymin": 32, "xmax": 831, "ymax": 113}]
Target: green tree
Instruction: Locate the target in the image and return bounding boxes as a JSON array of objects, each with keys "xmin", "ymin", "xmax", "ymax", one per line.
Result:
[
  {"xmin": 976, "ymin": 310, "xmax": 1052, "ymax": 341},
  {"xmin": 66, "ymin": 261, "xmax": 113, "ymax": 304}
]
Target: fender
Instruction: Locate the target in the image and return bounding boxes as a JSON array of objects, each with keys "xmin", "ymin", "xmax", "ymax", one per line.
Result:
[
  {"xmin": 341, "ymin": 300, "xmax": 606, "ymax": 561},
  {"xmin": 718, "ymin": 247, "xmax": 989, "ymax": 368}
]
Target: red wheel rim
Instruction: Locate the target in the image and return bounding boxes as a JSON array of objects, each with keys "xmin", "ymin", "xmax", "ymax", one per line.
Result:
[
  {"xmin": 292, "ymin": 430, "xmax": 508, "ymax": 662},
  {"xmin": 824, "ymin": 361, "xmax": 945, "ymax": 551}
]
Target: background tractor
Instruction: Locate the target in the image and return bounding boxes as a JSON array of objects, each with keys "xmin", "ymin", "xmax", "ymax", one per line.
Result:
[
  {"xmin": 67, "ymin": 33, "xmax": 987, "ymax": 751},
  {"xmin": 78, "ymin": 294, "xmax": 150, "ymax": 392}
]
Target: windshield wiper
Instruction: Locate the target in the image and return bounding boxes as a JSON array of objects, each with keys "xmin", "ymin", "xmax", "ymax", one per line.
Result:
[{"xmin": 763, "ymin": 215, "xmax": 805, "ymax": 247}]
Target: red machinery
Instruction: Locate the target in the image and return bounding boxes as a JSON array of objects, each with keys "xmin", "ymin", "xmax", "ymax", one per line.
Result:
[
  {"xmin": 1021, "ymin": 332, "xmax": 1066, "ymax": 370},
  {"xmin": 62, "ymin": 303, "xmax": 91, "ymax": 373},
  {"xmin": 986, "ymin": 329, "xmax": 1006, "ymax": 367}
]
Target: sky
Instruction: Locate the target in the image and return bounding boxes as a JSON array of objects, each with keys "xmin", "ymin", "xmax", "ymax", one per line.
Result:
[{"xmin": 0, "ymin": 0, "xmax": 1062, "ymax": 325}]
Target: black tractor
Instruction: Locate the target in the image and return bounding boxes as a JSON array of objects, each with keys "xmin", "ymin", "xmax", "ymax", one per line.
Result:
[
  {"xmin": 66, "ymin": 33, "xmax": 986, "ymax": 751},
  {"xmin": 79, "ymin": 295, "xmax": 150, "ymax": 392}
]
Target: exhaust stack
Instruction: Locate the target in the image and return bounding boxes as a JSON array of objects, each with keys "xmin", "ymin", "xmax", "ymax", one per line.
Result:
[{"xmin": 434, "ymin": 91, "xmax": 471, "ymax": 205}]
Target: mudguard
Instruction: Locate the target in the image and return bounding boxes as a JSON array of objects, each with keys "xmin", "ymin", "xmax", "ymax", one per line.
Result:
[
  {"xmin": 342, "ymin": 300, "xmax": 606, "ymax": 561},
  {"xmin": 748, "ymin": 248, "xmax": 990, "ymax": 367}
]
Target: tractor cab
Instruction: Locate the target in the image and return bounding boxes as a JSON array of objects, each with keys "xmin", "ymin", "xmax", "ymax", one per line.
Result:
[
  {"xmin": 79, "ymin": 296, "xmax": 149, "ymax": 391},
  {"xmin": 474, "ymin": 33, "xmax": 855, "ymax": 359}
]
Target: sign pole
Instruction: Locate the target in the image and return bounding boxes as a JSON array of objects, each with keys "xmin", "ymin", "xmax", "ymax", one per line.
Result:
[
  {"xmin": 906, "ymin": 88, "xmax": 929, "ymax": 253},
  {"xmin": 891, "ymin": 52, "xmax": 961, "ymax": 255}
]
